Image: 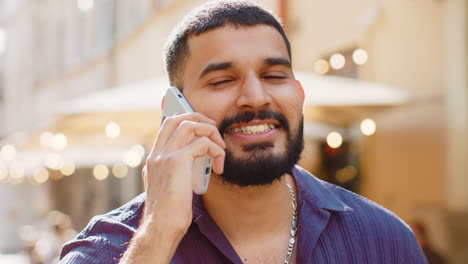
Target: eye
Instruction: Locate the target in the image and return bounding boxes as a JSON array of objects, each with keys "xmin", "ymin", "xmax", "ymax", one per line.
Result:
[
  {"xmin": 262, "ymin": 70, "xmax": 288, "ymax": 80},
  {"xmin": 209, "ymin": 78, "xmax": 233, "ymax": 86},
  {"xmin": 262, "ymin": 72, "xmax": 288, "ymax": 82},
  {"xmin": 263, "ymin": 75, "xmax": 286, "ymax": 80}
]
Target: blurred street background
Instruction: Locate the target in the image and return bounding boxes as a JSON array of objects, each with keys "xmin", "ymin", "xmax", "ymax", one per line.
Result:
[{"xmin": 0, "ymin": 0, "xmax": 466, "ymax": 263}]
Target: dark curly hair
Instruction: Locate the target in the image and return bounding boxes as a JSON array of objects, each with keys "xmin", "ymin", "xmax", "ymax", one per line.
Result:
[{"xmin": 163, "ymin": 0, "xmax": 291, "ymax": 89}]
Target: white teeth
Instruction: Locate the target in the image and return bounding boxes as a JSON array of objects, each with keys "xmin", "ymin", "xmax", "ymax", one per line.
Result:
[{"xmin": 229, "ymin": 123, "xmax": 275, "ymax": 134}]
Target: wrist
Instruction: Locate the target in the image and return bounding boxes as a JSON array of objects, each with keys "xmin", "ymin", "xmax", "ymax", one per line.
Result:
[
  {"xmin": 141, "ymin": 212, "xmax": 189, "ymax": 242},
  {"xmin": 143, "ymin": 200, "xmax": 193, "ymax": 237},
  {"xmin": 120, "ymin": 216, "xmax": 188, "ymax": 263}
]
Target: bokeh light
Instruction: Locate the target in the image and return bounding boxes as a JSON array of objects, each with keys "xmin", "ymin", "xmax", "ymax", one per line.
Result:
[
  {"xmin": 44, "ymin": 153, "xmax": 63, "ymax": 170},
  {"xmin": 51, "ymin": 133, "xmax": 68, "ymax": 151},
  {"xmin": 1, "ymin": 144, "xmax": 17, "ymax": 162},
  {"xmin": 105, "ymin": 122, "xmax": 121, "ymax": 139},
  {"xmin": 336, "ymin": 165, "xmax": 358, "ymax": 183},
  {"xmin": 313, "ymin": 59, "xmax": 330, "ymax": 75},
  {"xmin": 327, "ymin": 132, "xmax": 343, "ymax": 149},
  {"xmin": 124, "ymin": 149, "xmax": 142, "ymax": 168},
  {"xmin": 360, "ymin": 118, "xmax": 377, "ymax": 136},
  {"xmin": 352, "ymin": 48, "xmax": 368, "ymax": 65},
  {"xmin": 35, "ymin": 237, "xmax": 53, "ymax": 258},
  {"xmin": 40, "ymin": 131, "xmax": 54, "ymax": 148},
  {"xmin": 93, "ymin": 164, "xmax": 109, "ymax": 180},
  {"xmin": 329, "ymin": 53, "xmax": 346, "ymax": 70},
  {"xmin": 33, "ymin": 168, "xmax": 49, "ymax": 184},
  {"xmin": 9, "ymin": 165, "xmax": 25, "ymax": 184},
  {"xmin": 112, "ymin": 163, "xmax": 128, "ymax": 179},
  {"xmin": 9, "ymin": 165, "xmax": 24, "ymax": 179},
  {"xmin": 0, "ymin": 164, "xmax": 7, "ymax": 181},
  {"xmin": 130, "ymin": 144, "xmax": 145, "ymax": 158},
  {"xmin": 50, "ymin": 170, "xmax": 64, "ymax": 181},
  {"xmin": 60, "ymin": 160, "xmax": 76, "ymax": 176}
]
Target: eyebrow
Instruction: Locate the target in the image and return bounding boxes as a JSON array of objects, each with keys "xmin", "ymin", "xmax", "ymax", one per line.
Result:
[
  {"xmin": 264, "ymin": 57, "xmax": 291, "ymax": 68},
  {"xmin": 199, "ymin": 62, "xmax": 233, "ymax": 79}
]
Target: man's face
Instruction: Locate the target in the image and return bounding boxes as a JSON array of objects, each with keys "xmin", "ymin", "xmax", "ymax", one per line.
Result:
[{"xmin": 181, "ymin": 25, "xmax": 304, "ymax": 186}]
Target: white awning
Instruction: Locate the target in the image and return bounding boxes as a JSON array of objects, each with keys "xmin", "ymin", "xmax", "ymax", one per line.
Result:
[{"xmin": 57, "ymin": 72, "xmax": 412, "ymax": 115}]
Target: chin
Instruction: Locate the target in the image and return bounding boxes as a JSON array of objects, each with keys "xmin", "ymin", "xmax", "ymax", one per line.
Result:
[{"xmin": 220, "ymin": 130, "xmax": 303, "ymax": 187}]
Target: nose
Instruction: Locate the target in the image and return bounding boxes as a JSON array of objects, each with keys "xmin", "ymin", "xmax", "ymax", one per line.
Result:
[{"xmin": 236, "ymin": 74, "xmax": 272, "ymax": 110}]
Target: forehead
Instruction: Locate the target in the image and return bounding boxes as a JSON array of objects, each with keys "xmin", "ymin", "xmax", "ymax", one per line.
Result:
[{"xmin": 185, "ymin": 25, "xmax": 289, "ymax": 72}]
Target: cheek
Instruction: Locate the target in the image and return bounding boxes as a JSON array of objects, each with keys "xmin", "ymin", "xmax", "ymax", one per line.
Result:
[
  {"xmin": 273, "ymin": 89, "xmax": 303, "ymax": 134},
  {"xmin": 188, "ymin": 91, "xmax": 235, "ymax": 123},
  {"xmin": 273, "ymin": 85, "xmax": 303, "ymax": 113}
]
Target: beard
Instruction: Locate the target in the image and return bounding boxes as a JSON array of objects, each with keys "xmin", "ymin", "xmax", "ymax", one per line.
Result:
[{"xmin": 218, "ymin": 110, "xmax": 304, "ymax": 187}]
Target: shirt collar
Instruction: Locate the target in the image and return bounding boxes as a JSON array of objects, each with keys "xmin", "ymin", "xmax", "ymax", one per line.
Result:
[
  {"xmin": 292, "ymin": 165, "xmax": 353, "ymax": 212},
  {"xmin": 192, "ymin": 165, "xmax": 353, "ymax": 220}
]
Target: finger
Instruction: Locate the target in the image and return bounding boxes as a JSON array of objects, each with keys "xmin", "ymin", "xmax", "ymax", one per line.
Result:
[
  {"xmin": 165, "ymin": 120, "xmax": 225, "ymax": 151},
  {"xmin": 212, "ymin": 155, "xmax": 224, "ymax": 175},
  {"xmin": 141, "ymin": 166, "xmax": 148, "ymax": 190},
  {"xmin": 155, "ymin": 113, "xmax": 216, "ymax": 149},
  {"xmin": 149, "ymin": 113, "xmax": 216, "ymax": 158},
  {"xmin": 179, "ymin": 137, "xmax": 225, "ymax": 175}
]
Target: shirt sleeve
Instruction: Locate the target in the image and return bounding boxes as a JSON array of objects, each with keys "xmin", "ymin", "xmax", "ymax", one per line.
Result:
[
  {"xmin": 396, "ymin": 226, "xmax": 428, "ymax": 264},
  {"xmin": 59, "ymin": 217, "xmax": 134, "ymax": 264}
]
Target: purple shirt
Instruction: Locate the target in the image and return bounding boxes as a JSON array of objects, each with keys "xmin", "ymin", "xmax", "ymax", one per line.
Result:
[{"xmin": 60, "ymin": 166, "xmax": 427, "ymax": 263}]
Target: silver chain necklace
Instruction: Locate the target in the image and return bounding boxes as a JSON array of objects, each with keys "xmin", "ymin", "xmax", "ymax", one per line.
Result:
[{"xmin": 283, "ymin": 180, "xmax": 297, "ymax": 264}]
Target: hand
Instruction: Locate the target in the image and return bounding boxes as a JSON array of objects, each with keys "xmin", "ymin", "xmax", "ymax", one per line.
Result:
[{"xmin": 143, "ymin": 112, "xmax": 225, "ymax": 234}]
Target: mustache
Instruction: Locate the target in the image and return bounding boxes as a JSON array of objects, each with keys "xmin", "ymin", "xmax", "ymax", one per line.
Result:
[{"xmin": 218, "ymin": 110, "xmax": 289, "ymax": 135}]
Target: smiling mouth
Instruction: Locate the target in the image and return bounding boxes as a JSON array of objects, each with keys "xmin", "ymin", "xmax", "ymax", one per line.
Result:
[{"xmin": 226, "ymin": 123, "xmax": 279, "ymax": 134}]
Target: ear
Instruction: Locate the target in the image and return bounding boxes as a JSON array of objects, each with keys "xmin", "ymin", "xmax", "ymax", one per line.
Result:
[{"xmin": 296, "ymin": 80, "xmax": 305, "ymax": 102}]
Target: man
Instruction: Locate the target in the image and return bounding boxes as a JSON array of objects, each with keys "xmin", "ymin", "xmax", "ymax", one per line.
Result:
[{"xmin": 60, "ymin": 1, "xmax": 427, "ymax": 263}]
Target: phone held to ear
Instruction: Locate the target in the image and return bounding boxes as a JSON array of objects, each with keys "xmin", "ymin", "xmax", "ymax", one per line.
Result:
[{"xmin": 161, "ymin": 87, "xmax": 213, "ymax": 195}]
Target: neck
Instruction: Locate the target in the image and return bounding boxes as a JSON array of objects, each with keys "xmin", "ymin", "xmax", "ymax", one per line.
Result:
[{"xmin": 202, "ymin": 174, "xmax": 296, "ymax": 243}]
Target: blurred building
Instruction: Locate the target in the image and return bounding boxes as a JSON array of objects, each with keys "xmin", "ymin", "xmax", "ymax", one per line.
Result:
[
  {"xmin": 286, "ymin": 1, "xmax": 467, "ymax": 263},
  {"xmin": 0, "ymin": 0, "xmax": 466, "ymax": 263}
]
